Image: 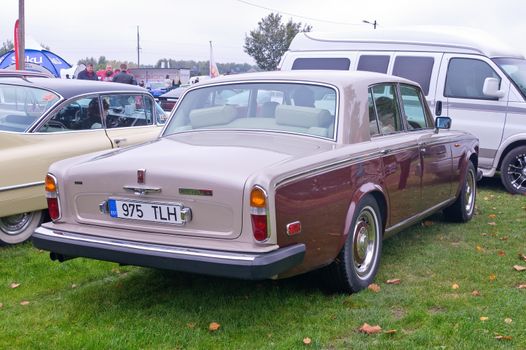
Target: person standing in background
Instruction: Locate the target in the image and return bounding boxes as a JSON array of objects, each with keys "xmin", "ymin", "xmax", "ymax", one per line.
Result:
[
  {"xmin": 77, "ymin": 63, "xmax": 98, "ymax": 81},
  {"xmin": 112, "ymin": 64, "xmax": 137, "ymax": 85}
]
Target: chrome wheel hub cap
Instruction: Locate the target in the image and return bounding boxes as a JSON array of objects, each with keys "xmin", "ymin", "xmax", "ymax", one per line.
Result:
[
  {"xmin": 352, "ymin": 208, "xmax": 378, "ymax": 277},
  {"xmin": 0, "ymin": 213, "xmax": 32, "ymax": 236},
  {"xmin": 508, "ymin": 154, "xmax": 526, "ymax": 190},
  {"xmin": 464, "ymin": 170, "xmax": 475, "ymax": 214}
]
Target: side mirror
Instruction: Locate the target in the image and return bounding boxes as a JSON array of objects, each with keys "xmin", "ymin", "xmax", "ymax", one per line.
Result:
[
  {"xmin": 435, "ymin": 116, "xmax": 451, "ymax": 132},
  {"xmin": 482, "ymin": 77, "xmax": 505, "ymax": 98}
]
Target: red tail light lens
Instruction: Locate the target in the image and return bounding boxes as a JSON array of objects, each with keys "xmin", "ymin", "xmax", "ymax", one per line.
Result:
[
  {"xmin": 45, "ymin": 174, "xmax": 60, "ymax": 221},
  {"xmin": 47, "ymin": 197, "xmax": 60, "ymax": 220},
  {"xmin": 251, "ymin": 214, "xmax": 268, "ymax": 242}
]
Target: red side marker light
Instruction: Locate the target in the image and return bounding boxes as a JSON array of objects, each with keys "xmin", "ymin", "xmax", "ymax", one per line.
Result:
[{"xmin": 286, "ymin": 221, "xmax": 302, "ymax": 236}]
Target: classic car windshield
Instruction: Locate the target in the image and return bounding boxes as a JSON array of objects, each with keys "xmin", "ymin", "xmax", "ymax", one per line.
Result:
[
  {"xmin": 0, "ymin": 84, "xmax": 60, "ymax": 132},
  {"xmin": 494, "ymin": 57, "xmax": 526, "ymax": 98},
  {"xmin": 163, "ymin": 82, "xmax": 337, "ymax": 139}
]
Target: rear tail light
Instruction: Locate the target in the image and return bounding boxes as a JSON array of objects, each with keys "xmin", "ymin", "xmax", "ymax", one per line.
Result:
[
  {"xmin": 250, "ymin": 186, "xmax": 269, "ymax": 242},
  {"xmin": 45, "ymin": 174, "xmax": 61, "ymax": 221}
]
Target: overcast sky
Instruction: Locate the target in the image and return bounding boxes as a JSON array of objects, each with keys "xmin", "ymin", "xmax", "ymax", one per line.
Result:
[{"xmin": 1, "ymin": 0, "xmax": 525, "ymax": 66}]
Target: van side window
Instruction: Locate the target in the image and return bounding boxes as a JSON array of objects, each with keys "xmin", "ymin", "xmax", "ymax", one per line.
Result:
[
  {"xmin": 358, "ymin": 55, "xmax": 390, "ymax": 74},
  {"xmin": 399, "ymin": 85, "xmax": 429, "ymax": 130},
  {"xmin": 444, "ymin": 58, "xmax": 501, "ymax": 100},
  {"xmin": 371, "ymin": 84, "xmax": 403, "ymax": 134},
  {"xmin": 291, "ymin": 57, "xmax": 350, "ymax": 70},
  {"xmin": 392, "ymin": 56, "xmax": 434, "ymax": 95}
]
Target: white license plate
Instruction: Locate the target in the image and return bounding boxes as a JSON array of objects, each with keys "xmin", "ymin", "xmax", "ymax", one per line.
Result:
[{"xmin": 108, "ymin": 199, "xmax": 185, "ymax": 224}]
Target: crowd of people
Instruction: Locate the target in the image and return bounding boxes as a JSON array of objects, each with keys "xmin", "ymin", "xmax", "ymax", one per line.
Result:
[{"xmin": 76, "ymin": 63, "xmax": 138, "ymax": 85}]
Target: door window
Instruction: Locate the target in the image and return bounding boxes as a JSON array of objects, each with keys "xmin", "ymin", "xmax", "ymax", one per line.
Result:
[
  {"xmin": 291, "ymin": 57, "xmax": 351, "ymax": 70},
  {"xmin": 393, "ymin": 56, "xmax": 434, "ymax": 95},
  {"xmin": 399, "ymin": 85, "xmax": 430, "ymax": 130},
  {"xmin": 38, "ymin": 96, "xmax": 102, "ymax": 132},
  {"xmin": 370, "ymin": 84, "xmax": 403, "ymax": 134},
  {"xmin": 444, "ymin": 58, "xmax": 501, "ymax": 100}
]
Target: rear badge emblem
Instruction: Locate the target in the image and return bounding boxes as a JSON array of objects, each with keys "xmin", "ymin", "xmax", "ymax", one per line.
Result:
[{"xmin": 137, "ymin": 169, "xmax": 145, "ymax": 184}]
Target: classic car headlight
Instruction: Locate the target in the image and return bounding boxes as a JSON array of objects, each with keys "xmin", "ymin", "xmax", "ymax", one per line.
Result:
[
  {"xmin": 45, "ymin": 174, "xmax": 61, "ymax": 221},
  {"xmin": 250, "ymin": 186, "xmax": 269, "ymax": 242}
]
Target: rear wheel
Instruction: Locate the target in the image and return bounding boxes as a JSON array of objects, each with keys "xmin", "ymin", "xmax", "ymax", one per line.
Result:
[
  {"xmin": 444, "ymin": 161, "xmax": 476, "ymax": 222},
  {"xmin": 0, "ymin": 210, "xmax": 43, "ymax": 245},
  {"xmin": 500, "ymin": 146, "xmax": 526, "ymax": 195},
  {"xmin": 326, "ymin": 195, "xmax": 382, "ymax": 293}
]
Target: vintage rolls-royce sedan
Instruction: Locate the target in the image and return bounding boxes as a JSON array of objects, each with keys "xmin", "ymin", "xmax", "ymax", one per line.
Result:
[
  {"xmin": 0, "ymin": 77, "xmax": 166, "ymax": 245},
  {"xmin": 33, "ymin": 71, "xmax": 479, "ymax": 292}
]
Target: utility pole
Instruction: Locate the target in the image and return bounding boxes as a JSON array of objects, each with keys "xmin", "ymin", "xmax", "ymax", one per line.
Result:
[
  {"xmin": 18, "ymin": 0, "xmax": 25, "ymax": 69},
  {"xmin": 363, "ymin": 20, "xmax": 377, "ymax": 29},
  {"xmin": 137, "ymin": 25, "xmax": 140, "ymax": 68}
]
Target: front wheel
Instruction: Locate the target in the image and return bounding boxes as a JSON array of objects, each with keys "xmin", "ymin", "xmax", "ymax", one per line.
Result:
[
  {"xmin": 444, "ymin": 161, "xmax": 476, "ymax": 222},
  {"xmin": 0, "ymin": 210, "xmax": 44, "ymax": 245},
  {"xmin": 500, "ymin": 146, "xmax": 526, "ymax": 195},
  {"xmin": 326, "ymin": 195, "xmax": 383, "ymax": 293}
]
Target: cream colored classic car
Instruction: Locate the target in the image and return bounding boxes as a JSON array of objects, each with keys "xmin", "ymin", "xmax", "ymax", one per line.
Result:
[
  {"xmin": 34, "ymin": 71, "xmax": 480, "ymax": 292},
  {"xmin": 0, "ymin": 77, "xmax": 165, "ymax": 244}
]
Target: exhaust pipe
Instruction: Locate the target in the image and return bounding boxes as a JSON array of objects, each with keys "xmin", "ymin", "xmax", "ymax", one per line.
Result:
[{"xmin": 50, "ymin": 252, "xmax": 77, "ymax": 262}]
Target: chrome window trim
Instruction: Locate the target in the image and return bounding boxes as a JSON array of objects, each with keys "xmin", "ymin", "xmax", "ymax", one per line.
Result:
[{"xmin": 0, "ymin": 180, "xmax": 44, "ymax": 193}]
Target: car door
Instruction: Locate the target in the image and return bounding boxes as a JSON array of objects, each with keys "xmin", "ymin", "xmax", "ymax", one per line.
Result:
[
  {"xmin": 102, "ymin": 94, "xmax": 163, "ymax": 148},
  {"xmin": 369, "ymin": 83, "xmax": 422, "ymax": 225},
  {"xmin": 398, "ymin": 84, "xmax": 453, "ymax": 210},
  {"xmin": 435, "ymin": 54, "xmax": 510, "ymax": 170}
]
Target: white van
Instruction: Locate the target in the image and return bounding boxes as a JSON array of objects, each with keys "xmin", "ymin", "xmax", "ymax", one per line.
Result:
[{"xmin": 279, "ymin": 27, "xmax": 526, "ymax": 194}]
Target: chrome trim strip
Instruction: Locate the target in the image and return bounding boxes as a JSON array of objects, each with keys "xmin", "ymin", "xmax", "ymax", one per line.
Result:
[
  {"xmin": 0, "ymin": 180, "xmax": 44, "ymax": 193},
  {"xmin": 35, "ymin": 226, "xmax": 259, "ymax": 262}
]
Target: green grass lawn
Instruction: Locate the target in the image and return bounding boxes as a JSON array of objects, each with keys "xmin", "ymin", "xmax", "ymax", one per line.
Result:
[{"xmin": 1, "ymin": 179, "xmax": 525, "ymax": 349}]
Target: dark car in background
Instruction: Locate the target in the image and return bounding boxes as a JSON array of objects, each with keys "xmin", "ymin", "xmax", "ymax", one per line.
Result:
[{"xmin": 157, "ymin": 84, "xmax": 190, "ymax": 112}]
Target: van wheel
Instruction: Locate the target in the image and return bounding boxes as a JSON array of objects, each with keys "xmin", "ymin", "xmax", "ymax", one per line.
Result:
[
  {"xmin": 0, "ymin": 210, "xmax": 43, "ymax": 245},
  {"xmin": 500, "ymin": 146, "xmax": 526, "ymax": 195},
  {"xmin": 326, "ymin": 195, "xmax": 382, "ymax": 293},
  {"xmin": 444, "ymin": 161, "xmax": 476, "ymax": 222}
]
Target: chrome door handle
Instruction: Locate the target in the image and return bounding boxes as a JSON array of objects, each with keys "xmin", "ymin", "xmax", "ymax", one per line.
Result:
[
  {"xmin": 380, "ymin": 149, "xmax": 391, "ymax": 155},
  {"xmin": 114, "ymin": 138, "xmax": 127, "ymax": 146}
]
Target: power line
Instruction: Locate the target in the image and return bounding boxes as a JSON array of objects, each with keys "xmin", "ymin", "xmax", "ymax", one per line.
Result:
[{"xmin": 235, "ymin": 0, "xmax": 363, "ymax": 26}]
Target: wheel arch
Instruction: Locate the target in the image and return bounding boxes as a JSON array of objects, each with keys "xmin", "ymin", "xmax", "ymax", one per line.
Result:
[{"xmin": 497, "ymin": 139, "xmax": 526, "ymax": 170}]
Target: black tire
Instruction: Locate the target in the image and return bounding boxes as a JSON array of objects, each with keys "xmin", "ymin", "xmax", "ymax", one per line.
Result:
[
  {"xmin": 500, "ymin": 146, "xmax": 526, "ymax": 195},
  {"xmin": 326, "ymin": 195, "xmax": 383, "ymax": 293},
  {"xmin": 0, "ymin": 210, "xmax": 44, "ymax": 245},
  {"xmin": 444, "ymin": 161, "xmax": 476, "ymax": 222}
]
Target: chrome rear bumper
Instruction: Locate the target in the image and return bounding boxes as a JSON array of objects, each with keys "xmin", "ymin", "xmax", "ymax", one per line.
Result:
[{"xmin": 33, "ymin": 226, "xmax": 305, "ymax": 280}]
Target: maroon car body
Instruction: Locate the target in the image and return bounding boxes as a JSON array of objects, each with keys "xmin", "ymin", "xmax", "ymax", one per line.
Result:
[{"xmin": 33, "ymin": 71, "xmax": 479, "ymax": 292}]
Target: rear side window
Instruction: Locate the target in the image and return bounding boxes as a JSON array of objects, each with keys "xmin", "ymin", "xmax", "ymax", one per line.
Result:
[
  {"xmin": 292, "ymin": 57, "xmax": 350, "ymax": 70},
  {"xmin": 444, "ymin": 58, "xmax": 500, "ymax": 100},
  {"xmin": 392, "ymin": 56, "xmax": 434, "ymax": 95},
  {"xmin": 358, "ymin": 55, "xmax": 390, "ymax": 73},
  {"xmin": 370, "ymin": 84, "xmax": 403, "ymax": 135}
]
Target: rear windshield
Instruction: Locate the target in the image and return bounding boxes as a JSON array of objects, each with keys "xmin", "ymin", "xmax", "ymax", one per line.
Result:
[
  {"xmin": 0, "ymin": 84, "xmax": 60, "ymax": 132},
  {"xmin": 163, "ymin": 82, "xmax": 337, "ymax": 140}
]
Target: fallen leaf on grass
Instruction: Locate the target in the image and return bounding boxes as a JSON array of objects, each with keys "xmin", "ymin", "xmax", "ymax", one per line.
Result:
[
  {"xmin": 480, "ymin": 316, "xmax": 489, "ymax": 321},
  {"xmin": 422, "ymin": 220, "xmax": 433, "ymax": 227},
  {"xmin": 303, "ymin": 337, "xmax": 312, "ymax": 345},
  {"xmin": 358, "ymin": 323, "xmax": 382, "ymax": 334},
  {"xmin": 471, "ymin": 290, "xmax": 481, "ymax": 296},
  {"xmin": 488, "ymin": 214, "xmax": 497, "ymax": 219},
  {"xmin": 504, "ymin": 318, "xmax": 512, "ymax": 324},
  {"xmin": 497, "ymin": 250, "xmax": 506, "ymax": 257},
  {"xmin": 386, "ymin": 279, "xmax": 401, "ymax": 285},
  {"xmin": 384, "ymin": 329, "xmax": 397, "ymax": 334},
  {"xmin": 489, "ymin": 273, "xmax": 497, "ymax": 281},
  {"xmin": 513, "ymin": 265, "xmax": 526, "ymax": 271},
  {"xmin": 452, "ymin": 283, "xmax": 460, "ymax": 289},
  {"xmin": 20, "ymin": 301, "xmax": 30, "ymax": 306},
  {"xmin": 519, "ymin": 254, "xmax": 526, "ymax": 261},
  {"xmin": 71, "ymin": 284, "xmax": 77, "ymax": 289},
  {"xmin": 483, "ymin": 196, "xmax": 489, "ymax": 201},
  {"xmin": 488, "ymin": 222, "xmax": 496, "ymax": 226},
  {"xmin": 186, "ymin": 323, "xmax": 195, "ymax": 329},
  {"xmin": 208, "ymin": 322, "xmax": 220, "ymax": 332},
  {"xmin": 500, "ymin": 236, "xmax": 509, "ymax": 241},
  {"xmin": 368, "ymin": 283, "xmax": 381, "ymax": 293},
  {"xmin": 517, "ymin": 284, "xmax": 526, "ymax": 289},
  {"xmin": 495, "ymin": 335, "xmax": 512, "ymax": 340},
  {"xmin": 476, "ymin": 245, "xmax": 485, "ymax": 252},
  {"xmin": 9, "ymin": 283, "xmax": 20, "ymax": 289},
  {"xmin": 0, "ymin": 303, "xmax": 3, "ymax": 308}
]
